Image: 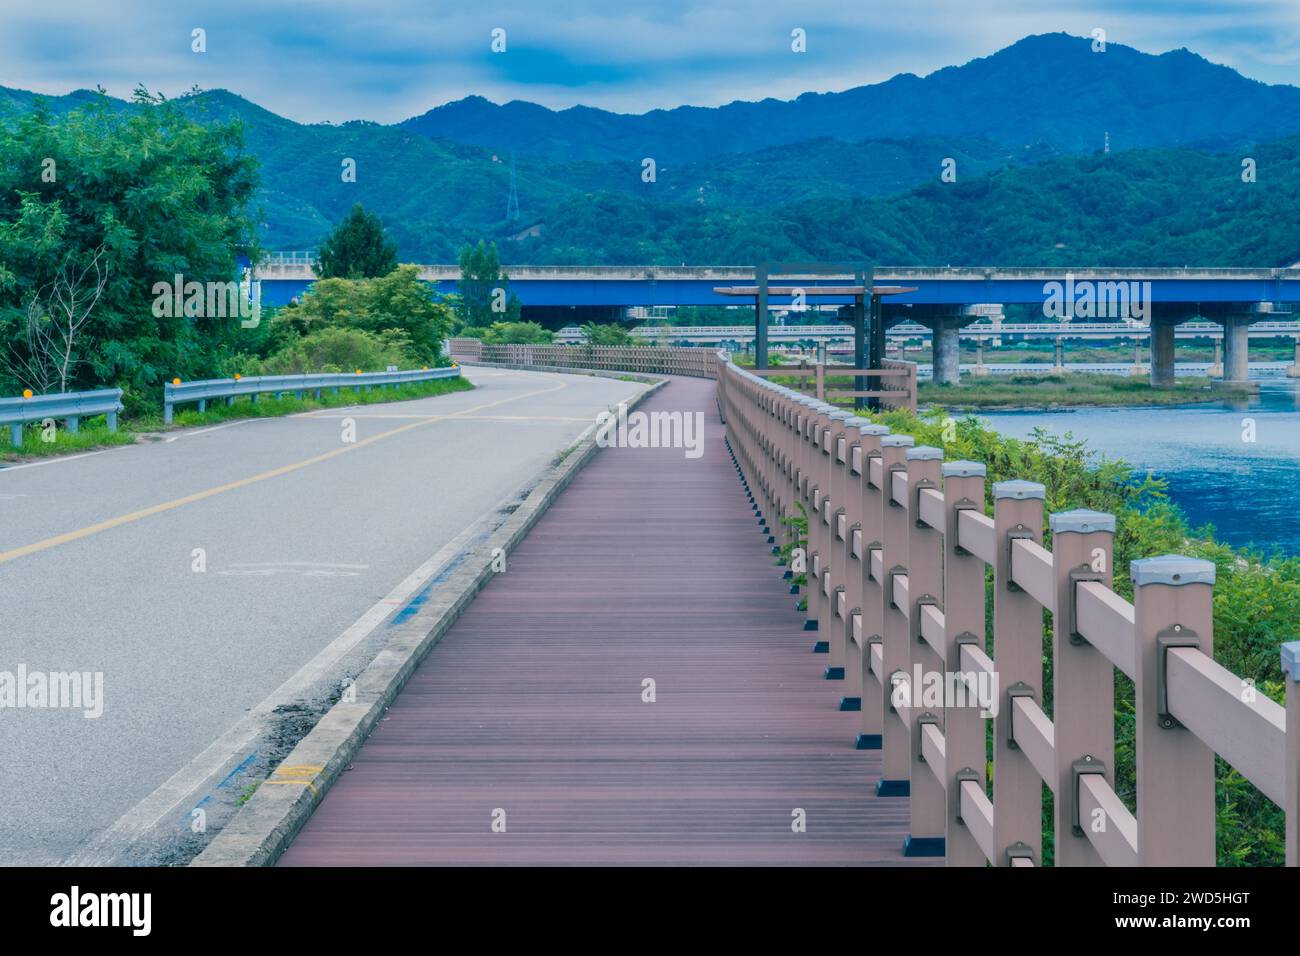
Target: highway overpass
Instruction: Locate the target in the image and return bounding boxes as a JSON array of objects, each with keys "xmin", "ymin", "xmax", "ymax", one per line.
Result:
[{"xmin": 252, "ymin": 259, "xmax": 1300, "ymax": 385}]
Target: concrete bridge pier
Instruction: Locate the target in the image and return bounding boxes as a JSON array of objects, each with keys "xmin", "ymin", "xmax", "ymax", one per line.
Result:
[
  {"xmin": 1199, "ymin": 302, "xmax": 1270, "ymax": 384},
  {"xmin": 889, "ymin": 304, "xmax": 984, "ymax": 385},
  {"xmin": 1149, "ymin": 320, "xmax": 1177, "ymax": 387}
]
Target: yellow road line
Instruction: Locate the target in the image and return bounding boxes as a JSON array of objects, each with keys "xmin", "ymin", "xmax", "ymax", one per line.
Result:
[{"xmin": 0, "ymin": 379, "xmax": 567, "ymax": 566}]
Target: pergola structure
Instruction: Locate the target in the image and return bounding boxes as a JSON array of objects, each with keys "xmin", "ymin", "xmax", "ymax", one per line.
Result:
[{"xmin": 713, "ymin": 262, "xmax": 916, "ymax": 372}]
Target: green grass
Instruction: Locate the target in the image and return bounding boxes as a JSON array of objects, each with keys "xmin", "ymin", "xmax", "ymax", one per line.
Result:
[
  {"xmin": 1, "ymin": 374, "xmax": 474, "ymax": 461},
  {"xmin": 917, "ymin": 373, "xmax": 1253, "ymax": 409}
]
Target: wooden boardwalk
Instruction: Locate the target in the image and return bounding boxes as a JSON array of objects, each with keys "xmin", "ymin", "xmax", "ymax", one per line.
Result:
[{"xmin": 280, "ymin": 377, "xmax": 926, "ymax": 865}]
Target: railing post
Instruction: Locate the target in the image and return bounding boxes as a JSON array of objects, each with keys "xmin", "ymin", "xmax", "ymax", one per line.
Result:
[
  {"xmin": 823, "ymin": 411, "xmax": 854, "ymax": 681},
  {"xmin": 904, "ymin": 444, "xmax": 944, "ymax": 856},
  {"xmin": 1049, "ymin": 509, "xmax": 1116, "ymax": 866},
  {"xmin": 877, "ymin": 433, "xmax": 914, "ymax": 795},
  {"xmin": 853, "ymin": 422, "xmax": 890, "ymax": 750},
  {"xmin": 815, "ymin": 362, "xmax": 825, "ymax": 401},
  {"xmin": 991, "ymin": 480, "xmax": 1046, "ymax": 865},
  {"xmin": 941, "ymin": 461, "xmax": 987, "ymax": 866},
  {"xmin": 1131, "ymin": 555, "xmax": 1217, "ymax": 865},
  {"xmin": 1285, "ymin": 641, "xmax": 1300, "ymax": 867}
]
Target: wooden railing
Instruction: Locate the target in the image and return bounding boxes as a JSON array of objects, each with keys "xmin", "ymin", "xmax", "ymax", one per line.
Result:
[
  {"xmin": 718, "ymin": 356, "xmax": 1300, "ymax": 866},
  {"xmin": 746, "ymin": 359, "xmax": 917, "ymax": 412},
  {"xmin": 446, "ymin": 339, "xmax": 720, "ymax": 378}
]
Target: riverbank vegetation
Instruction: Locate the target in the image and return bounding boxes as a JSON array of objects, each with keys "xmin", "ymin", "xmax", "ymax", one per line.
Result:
[
  {"xmin": 869, "ymin": 405, "xmax": 1297, "ymax": 865},
  {"xmin": 918, "ymin": 373, "xmax": 1255, "ymax": 408}
]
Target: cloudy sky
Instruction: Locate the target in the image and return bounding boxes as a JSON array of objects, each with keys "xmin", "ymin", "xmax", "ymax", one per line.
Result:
[{"xmin": 2, "ymin": 0, "xmax": 1299, "ymax": 122}]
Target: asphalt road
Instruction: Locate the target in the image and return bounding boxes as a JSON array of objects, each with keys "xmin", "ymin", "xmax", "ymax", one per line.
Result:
[{"xmin": 0, "ymin": 366, "xmax": 645, "ymax": 865}]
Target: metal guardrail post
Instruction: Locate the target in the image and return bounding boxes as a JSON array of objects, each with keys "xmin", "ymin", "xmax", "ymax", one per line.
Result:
[{"xmin": 1131, "ymin": 555, "xmax": 1217, "ymax": 865}]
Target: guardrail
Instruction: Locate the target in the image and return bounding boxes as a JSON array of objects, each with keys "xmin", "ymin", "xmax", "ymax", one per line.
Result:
[
  {"xmin": 446, "ymin": 340, "xmax": 720, "ymax": 378},
  {"xmin": 0, "ymin": 389, "xmax": 124, "ymax": 448},
  {"xmin": 717, "ymin": 355, "xmax": 1299, "ymax": 866},
  {"xmin": 163, "ymin": 367, "xmax": 461, "ymax": 424}
]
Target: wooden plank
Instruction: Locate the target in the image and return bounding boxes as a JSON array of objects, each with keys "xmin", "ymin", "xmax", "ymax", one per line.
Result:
[
  {"xmin": 890, "ymin": 469, "xmax": 908, "ymax": 507},
  {"xmin": 1166, "ymin": 647, "xmax": 1287, "ymax": 805},
  {"xmin": 959, "ymin": 781, "xmax": 995, "ymax": 863},
  {"xmin": 1079, "ymin": 774, "xmax": 1139, "ymax": 867},
  {"xmin": 921, "ymin": 723, "xmax": 946, "ymax": 782},
  {"xmin": 919, "ymin": 603, "xmax": 945, "ymax": 657},
  {"xmin": 280, "ymin": 377, "xmax": 927, "ymax": 866},
  {"xmin": 869, "ymin": 456, "xmax": 883, "ymax": 490},
  {"xmin": 956, "ymin": 509, "xmax": 995, "ymax": 565},
  {"xmin": 892, "ymin": 572, "xmax": 909, "ymax": 618},
  {"xmin": 1010, "ymin": 538, "xmax": 1056, "ymax": 612},
  {"xmin": 1011, "ymin": 696, "xmax": 1056, "ymax": 791},
  {"xmin": 917, "ymin": 487, "xmax": 945, "ymax": 531},
  {"xmin": 1075, "ymin": 582, "xmax": 1136, "ymax": 678}
]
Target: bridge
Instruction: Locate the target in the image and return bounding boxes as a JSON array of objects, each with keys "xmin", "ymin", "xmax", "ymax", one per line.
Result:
[
  {"xmin": 171, "ymin": 345, "xmax": 1300, "ymax": 869},
  {"xmin": 253, "ymin": 259, "xmax": 1300, "ymax": 386}
]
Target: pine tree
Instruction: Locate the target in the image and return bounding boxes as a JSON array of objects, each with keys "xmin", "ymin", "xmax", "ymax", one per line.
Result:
[{"xmin": 317, "ymin": 204, "xmax": 398, "ymax": 279}]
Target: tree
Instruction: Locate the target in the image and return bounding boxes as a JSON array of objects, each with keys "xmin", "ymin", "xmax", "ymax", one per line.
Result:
[
  {"xmin": 316, "ymin": 203, "xmax": 398, "ymax": 280},
  {"xmin": 456, "ymin": 240, "xmax": 520, "ymax": 328},
  {"xmin": 0, "ymin": 88, "xmax": 260, "ymax": 404},
  {"xmin": 481, "ymin": 321, "xmax": 552, "ymax": 344},
  {"xmin": 272, "ymin": 265, "xmax": 453, "ymax": 364},
  {"xmin": 581, "ymin": 321, "xmax": 631, "ymax": 346}
]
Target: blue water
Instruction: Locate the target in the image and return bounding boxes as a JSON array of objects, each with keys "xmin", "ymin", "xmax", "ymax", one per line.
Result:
[{"xmin": 979, "ymin": 380, "xmax": 1300, "ymax": 554}]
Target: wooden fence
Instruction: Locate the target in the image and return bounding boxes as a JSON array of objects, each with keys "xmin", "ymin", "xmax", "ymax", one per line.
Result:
[
  {"xmin": 446, "ymin": 339, "xmax": 720, "ymax": 378},
  {"xmin": 747, "ymin": 359, "xmax": 917, "ymax": 412},
  {"xmin": 718, "ymin": 357, "xmax": 1300, "ymax": 866}
]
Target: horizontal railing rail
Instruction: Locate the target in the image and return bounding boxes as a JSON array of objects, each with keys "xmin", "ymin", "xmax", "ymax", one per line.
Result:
[
  {"xmin": 717, "ymin": 354, "xmax": 1300, "ymax": 867},
  {"xmin": 0, "ymin": 388, "xmax": 124, "ymax": 447},
  {"xmin": 163, "ymin": 367, "xmax": 460, "ymax": 423},
  {"xmin": 747, "ymin": 359, "xmax": 918, "ymax": 412},
  {"xmin": 446, "ymin": 340, "xmax": 720, "ymax": 379}
]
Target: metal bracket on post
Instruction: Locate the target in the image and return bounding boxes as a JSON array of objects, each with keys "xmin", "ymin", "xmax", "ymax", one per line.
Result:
[
  {"xmin": 1157, "ymin": 626, "xmax": 1200, "ymax": 729},
  {"xmin": 833, "ymin": 506, "xmax": 845, "ymax": 539},
  {"xmin": 954, "ymin": 768, "xmax": 980, "ymax": 826},
  {"xmin": 887, "ymin": 565, "xmax": 907, "ymax": 610},
  {"xmin": 865, "ymin": 541, "xmax": 882, "ymax": 580},
  {"xmin": 1004, "ymin": 526, "xmax": 1035, "ymax": 592},
  {"xmin": 952, "ymin": 497, "xmax": 980, "ymax": 556},
  {"xmin": 1071, "ymin": 756, "xmax": 1107, "ymax": 837},
  {"xmin": 917, "ymin": 712, "xmax": 939, "ymax": 761},
  {"xmin": 953, "ymin": 632, "xmax": 981, "ymax": 667},
  {"xmin": 849, "ymin": 522, "xmax": 861, "ymax": 560},
  {"xmin": 1067, "ymin": 565, "xmax": 1105, "ymax": 645},
  {"xmin": 1005, "ymin": 682, "xmax": 1035, "ymax": 750},
  {"xmin": 1006, "ymin": 842, "xmax": 1035, "ymax": 866},
  {"xmin": 913, "ymin": 477, "xmax": 936, "ymax": 526}
]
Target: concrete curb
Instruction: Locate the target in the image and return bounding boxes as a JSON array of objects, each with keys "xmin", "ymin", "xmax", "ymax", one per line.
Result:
[{"xmin": 191, "ymin": 375, "xmax": 669, "ymax": 866}]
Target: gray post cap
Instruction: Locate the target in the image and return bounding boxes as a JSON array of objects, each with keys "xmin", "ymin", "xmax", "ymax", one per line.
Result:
[
  {"xmin": 992, "ymin": 479, "xmax": 1046, "ymax": 500},
  {"xmin": 1049, "ymin": 509, "xmax": 1116, "ymax": 534},
  {"xmin": 941, "ymin": 460, "xmax": 986, "ymax": 478},
  {"xmin": 828, "ymin": 411, "xmax": 854, "ymax": 421},
  {"xmin": 843, "ymin": 416, "xmax": 872, "ymax": 428},
  {"xmin": 880, "ymin": 435, "xmax": 915, "ymax": 448},
  {"xmin": 1130, "ymin": 554, "xmax": 1216, "ymax": 587},
  {"xmin": 906, "ymin": 445, "xmax": 943, "ymax": 461},
  {"xmin": 851, "ymin": 422, "xmax": 890, "ymax": 436},
  {"xmin": 1282, "ymin": 642, "xmax": 1300, "ymax": 681}
]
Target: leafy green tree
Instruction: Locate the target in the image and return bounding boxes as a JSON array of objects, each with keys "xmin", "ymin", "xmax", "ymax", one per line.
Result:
[
  {"xmin": 273, "ymin": 265, "xmax": 452, "ymax": 363},
  {"xmin": 255, "ymin": 326, "xmax": 417, "ymax": 375},
  {"xmin": 481, "ymin": 321, "xmax": 552, "ymax": 344},
  {"xmin": 581, "ymin": 321, "xmax": 631, "ymax": 346},
  {"xmin": 316, "ymin": 203, "xmax": 398, "ymax": 279},
  {"xmin": 0, "ymin": 88, "xmax": 259, "ymax": 405},
  {"xmin": 456, "ymin": 240, "xmax": 520, "ymax": 328}
]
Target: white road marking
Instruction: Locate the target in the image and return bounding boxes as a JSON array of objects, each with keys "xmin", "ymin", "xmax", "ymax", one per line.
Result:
[{"xmin": 0, "ymin": 450, "xmax": 108, "ymax": 474}]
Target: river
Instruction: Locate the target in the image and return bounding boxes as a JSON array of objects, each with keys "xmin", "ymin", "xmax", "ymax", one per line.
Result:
[{"xmin": 979, "ymin": 378, "xmax": 1300, "ymax": 554}]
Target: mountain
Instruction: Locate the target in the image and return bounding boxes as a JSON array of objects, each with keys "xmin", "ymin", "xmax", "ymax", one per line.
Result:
[{"xmin": 399, "ymin": 33, "xmax": 1300, "ymax": 163}]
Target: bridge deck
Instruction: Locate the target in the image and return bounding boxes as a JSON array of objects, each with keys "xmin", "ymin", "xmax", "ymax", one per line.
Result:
[{"xmin": 279, "ymin": 377, "xmax": 924, "ymax": 865}]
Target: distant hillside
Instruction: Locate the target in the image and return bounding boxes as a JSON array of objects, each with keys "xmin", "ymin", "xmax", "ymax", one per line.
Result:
[{"xmin": 400, "ymin": 33, "xmax": 1300, "ymax": 162}]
